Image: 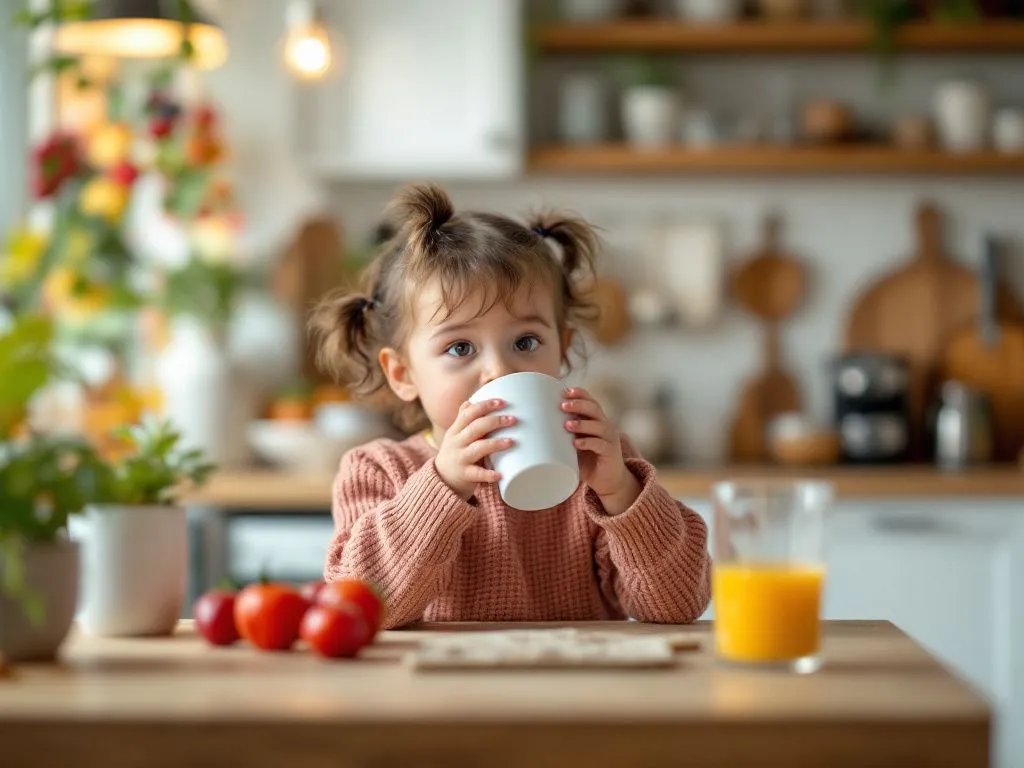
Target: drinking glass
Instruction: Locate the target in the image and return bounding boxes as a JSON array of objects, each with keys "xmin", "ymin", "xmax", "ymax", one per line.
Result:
[{"xmin": 711, "ymin": 480, "xmax": 832, "ymax": 674}]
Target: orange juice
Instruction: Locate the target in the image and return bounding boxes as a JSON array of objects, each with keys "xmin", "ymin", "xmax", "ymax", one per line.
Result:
[{"xmin": 713, "ymin": 563, "xmax": 825, "ymax": 663}]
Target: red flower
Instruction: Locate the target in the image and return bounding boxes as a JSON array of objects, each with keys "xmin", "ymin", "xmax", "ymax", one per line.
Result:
[
  {"xmin": 149, "ymin": 116, "xmax": 175, "ymax": 139},
  {"xmin": 31, "ymin": 132, "xmax": 80, "ymax": 199},
  {"xmin": 109, "ymin": 160, "xmax": 139, "ymax": 187}
]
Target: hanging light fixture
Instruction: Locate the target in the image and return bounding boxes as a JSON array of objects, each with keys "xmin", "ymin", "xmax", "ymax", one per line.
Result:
[
  {"xmin": 282, "ymin": 0, "xmax": 334, "ymax": 81},
  {"xmin": 54, "ymin": 0, "xmax": 228, "ymax": 71}
]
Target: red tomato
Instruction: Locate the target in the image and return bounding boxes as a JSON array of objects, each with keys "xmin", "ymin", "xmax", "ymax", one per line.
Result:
[
  {"xmin": 299, "ymin": 580, "xmax": 326, "ymax": 605},
  {"xmin": 193, "ymin": 589, "xmax": 239, "ymax": 646},
  {"xmin": 234, "ymin": 582, "xmax": 308, "ymax": 651},
  {"xmin": 300, "ymin": 604, "xmax": 370, "ymax": 659},
  {"xmin": 317, "ymin": 579, "xmax": 385, "ymax": 636}
]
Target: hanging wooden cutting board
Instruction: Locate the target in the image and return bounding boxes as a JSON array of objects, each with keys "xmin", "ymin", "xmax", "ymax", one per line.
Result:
[
  {"xmin": 727, "ymin": 213, "xmax": 807, "ymax": 462},
  {"xmin": 941, "ymin": 236, "xmax": 1024, "ymax": 462},
  {"xmin": 844, "ymin": 201, "xmax": 1022, "ymax": 461},
  {"xmin": 273, "ymin": 217, "xmax": 349, "ymax": 385}
]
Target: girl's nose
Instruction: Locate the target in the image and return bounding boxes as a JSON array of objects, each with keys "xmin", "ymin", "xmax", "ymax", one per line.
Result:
[{"xmin": 481, "ymin": 356, "xmax": 516, "ymax": 386}]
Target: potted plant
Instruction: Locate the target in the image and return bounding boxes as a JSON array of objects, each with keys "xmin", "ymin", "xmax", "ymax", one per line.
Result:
[
  {"xmin": 0, "ymin": 315, "xmax": 108, "ymax": 663},
  {"xmin": 73, "ymin": 418, "xmax": 214, "ymax": 638},
  {"xmin": 614, "ymin": 55, "xmax": 679, "ymax": 150}
]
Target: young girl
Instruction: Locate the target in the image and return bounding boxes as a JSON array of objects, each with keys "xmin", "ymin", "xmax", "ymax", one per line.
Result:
[{"xmin": 310, "ymin": 183, "xmax": 711, "ymax": 629}]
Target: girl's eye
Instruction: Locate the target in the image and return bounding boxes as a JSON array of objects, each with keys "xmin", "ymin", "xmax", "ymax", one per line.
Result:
[
  {"xmin": 445, "ymin": 341, "xmax": 475, "ymax": 358},
  {"xmin": 514, "ymin": 335, "xmax": 541, "ymax": 353}
]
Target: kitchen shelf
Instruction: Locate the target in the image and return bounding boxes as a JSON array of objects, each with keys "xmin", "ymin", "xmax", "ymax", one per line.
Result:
[
  {"xmin": 185, "ymin": 465, "xmax": 1024, "ymax": 510},
  {"xmin": 536, "ymin": 19, "xmax": 1024, "ymax": 53},
  {"xmin": 527, "ymin": 144, "xmax": 1024, "ymax": 174}
]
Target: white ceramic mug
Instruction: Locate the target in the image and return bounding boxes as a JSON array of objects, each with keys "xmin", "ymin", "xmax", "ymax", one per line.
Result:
[
  {"xmin": 72, "ymin": 504, "xmax": 188, "ymax": 637},
  {"xmin": 469, "ymin": 372, "xmax": 580, "ymax": 511}
]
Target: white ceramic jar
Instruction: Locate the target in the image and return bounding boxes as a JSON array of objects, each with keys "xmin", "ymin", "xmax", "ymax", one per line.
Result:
[{"xmin": 933, "ymin": 79, "xmax": 991, "ymax": 152}]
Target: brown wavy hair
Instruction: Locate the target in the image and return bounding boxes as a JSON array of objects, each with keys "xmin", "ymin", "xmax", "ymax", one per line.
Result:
[{"xmin": 309, "ymin": 182, "xmax": 599, "ymax": 432}]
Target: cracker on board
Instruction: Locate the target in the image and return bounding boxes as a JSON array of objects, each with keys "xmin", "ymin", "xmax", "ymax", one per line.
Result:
[{"xmin": 406, "ymin": 628, "xmax": 700, "ymax": 671}]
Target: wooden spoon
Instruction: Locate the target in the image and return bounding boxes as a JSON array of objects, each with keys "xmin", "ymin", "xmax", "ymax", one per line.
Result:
[{"xmin": 727, "ymin": 213, "xmax": 807, "ymax": 462}]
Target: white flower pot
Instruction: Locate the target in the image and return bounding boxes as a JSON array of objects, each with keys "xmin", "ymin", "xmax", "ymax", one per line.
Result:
[
  {"xmin": 155, "ymin": 316, "xmax": 247, "ymax": 467},
  {"xmin": 72, "ymin": 505, "xmax": 187, "ymax": 637},
  {"xmin": 675, "ymin": 0, "xmax": 741, "ymax": 22},
  {"xmin": 934, "ymin": 80, "xmax": 990, "ymax": 153},
  {"xmin": 622, "ymin": 87, "xmax": 678, "ymax": 150},
  {"xmin": 0, "ymin": 538, "xmax": 80, "ymax": 662},
  {"xmin": 561, "ymin": 0, "xmax": 619, "ymax": 21},
  {"xmin": 0, "ymin": 540, "xmax": 79, "ymax": 663}
]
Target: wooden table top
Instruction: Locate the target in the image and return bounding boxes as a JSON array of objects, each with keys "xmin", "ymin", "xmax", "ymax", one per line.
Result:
[
  {"xmin": 186, "ymin": 465, "xmax": 1024, "ymax": 510},
  {"xmin": 0, "ymin": 620, "xmax": 990, "ymax": 768}
]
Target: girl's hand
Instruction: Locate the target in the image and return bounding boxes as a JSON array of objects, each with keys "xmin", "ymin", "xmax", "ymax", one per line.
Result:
[
  {"xmin": 562, "ymin": 387, "xmax": 641, "ymax": 515},
  {"xmin": 434, "ymin": 399, "xmax": 516, "ymax": 501}
]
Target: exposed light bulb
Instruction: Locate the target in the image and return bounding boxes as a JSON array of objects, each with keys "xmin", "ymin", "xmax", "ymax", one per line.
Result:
[{"xmin": 283, "ymin": 1, "xmax": 334, "ymax": 81}]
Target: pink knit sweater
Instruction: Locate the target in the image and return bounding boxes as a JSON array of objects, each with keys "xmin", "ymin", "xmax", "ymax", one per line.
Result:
[{"xmin": 325, "ymin": 433, "xmax": 711, "ymax": 629}]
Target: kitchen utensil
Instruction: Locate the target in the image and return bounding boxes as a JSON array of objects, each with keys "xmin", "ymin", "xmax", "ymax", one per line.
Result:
[
  {"xmin": 843, "ymin": 201, "xmax": 1021, "ymax": 460},
  {"xmin": 932, "ymin": 380, "xmax": 994, "ymax": 470},
  {"xmin": 468, "ymin": 372, "xmax": 580, "ymax": 511},
  {"xmin": 767, "ymin": 413, "xmax": 841, "ymax": 466},
  {"xmin": 728, "ymin": 214, "xmax": 806, "ymax": 462},
  {"xmin": 940, "ymin": 235, "xmax": 1024, "ymax": 461},
  {"xmin": 661, "ymin": 219, "xmax": 725, "ymax": 329},
  {"xmin": 934, "ymin": 79, "xmax": 991, "ymax": 152},
  {"xmin": 273, "ymin": 217, "xmax": 349, "ymax": 385},
  {"xmin": 829, "ymin": 353, "xmax": 910, "ymax": 463},
  {"xmin": 801, "ymin": 100, "xmax": 854, "ymax": 144},
  {"xmin": 589, "ymin": 275, "xmax": 631, "ymax": 345},
  {"xmin": 993, "ymin": 108, "xmax": 1024, "ymax": 153}
]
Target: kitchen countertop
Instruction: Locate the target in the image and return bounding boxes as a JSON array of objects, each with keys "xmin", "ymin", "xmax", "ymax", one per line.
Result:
[
  {"xmin": 184, "ymin": 465, "xmax": 1024, "ymax": 510},
  {"xmin": 0, "ymin": 620, "xmax": 989, "ymax": 768}
]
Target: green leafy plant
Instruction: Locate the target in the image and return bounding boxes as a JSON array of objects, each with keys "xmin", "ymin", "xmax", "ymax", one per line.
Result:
[
  {"xmin": 161, "ymin": 254, "xmax": 250, "ymax": 332},
  {"xmin": 98, "ymin": 418, "xmax": 215, "ymax": 506},
  {"xmin": 611, "ymin": 54, "xmax": 676, "ymax": 90},
  {"xmin": 0, "ymin": 314, "xmax": 107, "ymax": 624},
  {"xmin": 859, "ymin": 0, "xmax": 980, "ymax": 91}
]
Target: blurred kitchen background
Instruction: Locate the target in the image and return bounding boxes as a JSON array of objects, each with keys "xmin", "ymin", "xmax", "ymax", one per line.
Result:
[{"xmin": 4, "ymin": 4, "xmax": 1024, "ymax": 761}]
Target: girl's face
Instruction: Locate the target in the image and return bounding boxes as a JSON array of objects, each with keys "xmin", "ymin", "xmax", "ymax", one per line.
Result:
[{"xmin": 379, "ymin": 279, "xmax": 566, "ymax": 442}]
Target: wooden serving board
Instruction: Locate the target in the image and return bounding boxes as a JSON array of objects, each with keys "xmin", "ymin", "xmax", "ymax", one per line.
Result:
[
  {"xmin": 941, "ymin": 236, "xmax": 1024, "ymax": 461},
  {"xmin": 728, "ymin": 214, "xmax": 806, "ymax": 462},
  {"xmin": 844, "ymin": 202, "xmax": 1021, "ymax": 460},
  {"xmin": 407, "ymin": 628, "xmax": 700, "ymax": 671}
]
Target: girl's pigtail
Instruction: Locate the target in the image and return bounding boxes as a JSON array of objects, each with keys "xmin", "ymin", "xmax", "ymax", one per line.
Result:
[
  {"xmin": 388, "ymin": 182, "xmax": 455, "ymax": 257},
  {"xmin": 528, "ymin": 213, "xmax": 599, "ymax": 321},
  {"xmin": 309, "ymin": 289, "xmax": 380, "ymax": 393}
]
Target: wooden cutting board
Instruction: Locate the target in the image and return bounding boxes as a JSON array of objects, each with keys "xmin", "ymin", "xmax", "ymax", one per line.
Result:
[
  {"xmin": 941, "ymin": 236, "xmax": 1024, "ymax": 462},
  {"xmin": 844, "ymin": 201, "xmax": 1022, "ymax": 460},
  {"xmin": 273, "ymin": 217, "xmax": 348, "ymax": 385},
  {"xmin": 728, "ymin": 214, "xmax": 806, "ymax": 462}
]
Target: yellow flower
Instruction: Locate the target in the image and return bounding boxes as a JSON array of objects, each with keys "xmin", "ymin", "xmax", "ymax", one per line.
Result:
[
  {"xmin": 87, "ymin": 122, "xmax": 133, "ymax": 169},
  {"xmin": 0, "ymin": 227, "xmax": 47, "ymax": 288},
  {"xmin": 43, "ymin": 268, "xmax": 111, "ymax": 322},
  {"xmin": 80, "ymin": 177, "xmax": 130, "ymax": 223},
  {"xmin": 62, "ymin": 227, "xmax": 96, "ymax": 266}
]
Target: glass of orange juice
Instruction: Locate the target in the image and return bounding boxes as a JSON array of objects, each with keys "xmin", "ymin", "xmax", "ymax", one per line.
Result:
[{"xmin": 711, "ymin": 480, "xmax": 832, "ymax": 674}]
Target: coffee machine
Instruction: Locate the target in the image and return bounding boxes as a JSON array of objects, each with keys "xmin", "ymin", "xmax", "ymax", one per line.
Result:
[{"xmin": 830, "ymin": 353, "xmax": 910, "ymax": 464}]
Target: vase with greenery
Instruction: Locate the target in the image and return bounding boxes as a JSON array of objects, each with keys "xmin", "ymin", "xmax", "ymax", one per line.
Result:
[
  {"xmin": 74, "ymin": 418, "xmax": 214, "ymax": 638},
  {"xmin": 613, "ymin": 55, "xmax": 679, "ymax": 149}
]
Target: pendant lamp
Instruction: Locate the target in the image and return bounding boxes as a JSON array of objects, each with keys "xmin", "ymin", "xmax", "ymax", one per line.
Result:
[{"xmin": 54, "ymin": 0, "xmax": 228, "ymax": 70}]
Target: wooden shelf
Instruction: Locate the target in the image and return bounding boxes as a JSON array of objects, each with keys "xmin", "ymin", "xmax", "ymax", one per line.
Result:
[
  {"xmin": 527, "ymin": 144, "xmax": 1024, "ymax": 174},
  {"xmin": 184, "ymin": 465, "xmax": 1024, "ymax": 509},
  {"xmin": 536, "ymin": 19, "xmax": 1024, "ymax": 53}
]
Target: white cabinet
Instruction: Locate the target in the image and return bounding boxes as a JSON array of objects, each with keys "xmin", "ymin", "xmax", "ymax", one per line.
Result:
[{"xmin": 291, "ymin": 0, "xmax": 524, "ymax": 180}]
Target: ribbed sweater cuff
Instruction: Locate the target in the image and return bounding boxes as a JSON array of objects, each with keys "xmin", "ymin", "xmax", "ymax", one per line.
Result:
[
  {"xmin": 391, "ymin": 460, "xmax": 479, "ymax": 565},
  {"xmin": 585, "ymin": 459, "xmax": 702, "ymax": 572}
]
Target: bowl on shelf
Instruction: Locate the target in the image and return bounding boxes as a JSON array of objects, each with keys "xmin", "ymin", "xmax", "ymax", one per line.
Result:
[
  {"xmin": 246, "ymin": 421, "xmax": 365, "ymax": 474},
  {"xmin": 767, "ymin": 412, "xmax": 841, "ymax": 466}
]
